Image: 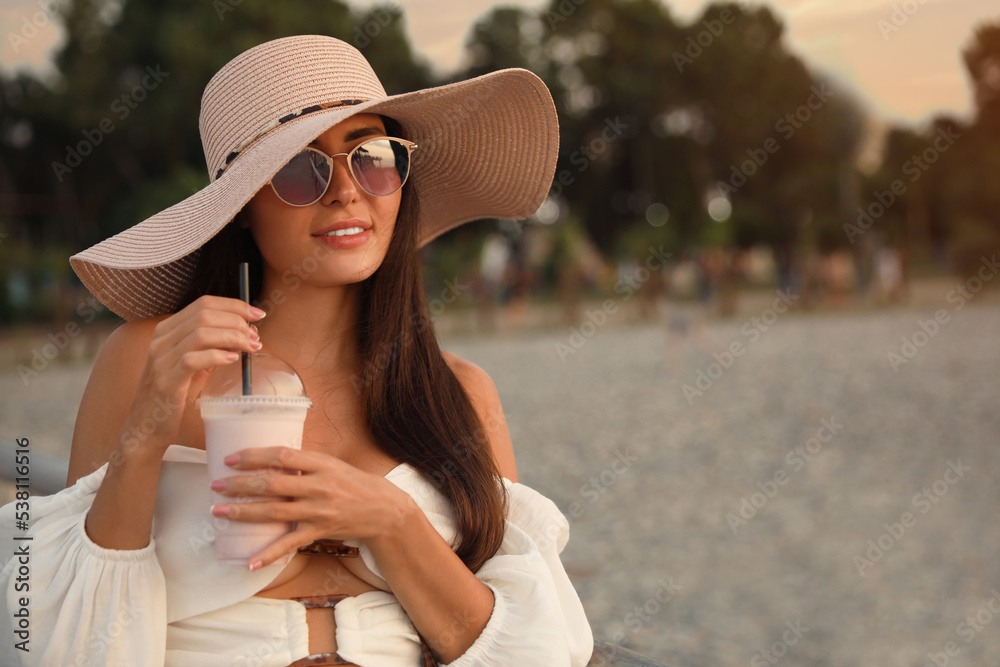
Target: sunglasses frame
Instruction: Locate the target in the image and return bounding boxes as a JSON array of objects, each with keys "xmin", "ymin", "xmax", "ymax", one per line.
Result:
[{"xmin": 270, "ymin": 136, "xmax": 419, "ymax": 207}]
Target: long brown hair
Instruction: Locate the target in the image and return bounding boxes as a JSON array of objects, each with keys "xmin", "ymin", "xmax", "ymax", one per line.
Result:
[{"xmin": 176, "ymin": 117, "xmax": 508, "ymax": 572}]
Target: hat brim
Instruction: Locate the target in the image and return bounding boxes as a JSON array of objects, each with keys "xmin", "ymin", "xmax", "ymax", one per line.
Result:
[{"xmin": 70, "ymin": 68, "xmax": 559, "ymax": 321}]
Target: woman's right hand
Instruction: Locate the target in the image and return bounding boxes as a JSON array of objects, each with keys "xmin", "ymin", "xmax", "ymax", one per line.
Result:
[{"xmin": 118, "ymin": 295, "xmax": 265, "ymax": 455}]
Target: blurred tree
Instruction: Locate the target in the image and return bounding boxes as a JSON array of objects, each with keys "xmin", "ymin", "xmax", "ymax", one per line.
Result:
[
  {"xmin": 686, "ymin": 3, "xmax": 865, "ymax": 254},
  {"xmin": 946, "ymin": 20, "xmax": 1000, "ymax": 273},
  {"xmin": 538, "ymin": 0, "xmax": 689, "ymax": 251},
  {"xmin": 963, "ymin": 20, "xmax": 1000, "ymax": 136},
  {"xmin": 458, "ymin": 1, "xmax": 866, "ymax": 261},
  {"xmin": 460, "ymin": 6, "xmax": 544, "ymax": 78},
  {"xmin": 859, "ymin": 126, "xmax": 925, "ymax": 247}
]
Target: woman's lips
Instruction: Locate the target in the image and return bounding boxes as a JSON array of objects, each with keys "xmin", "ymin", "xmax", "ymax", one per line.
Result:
[{"xmin": 313, "ymin": 228, "xmax": 371, "ymax": 249}]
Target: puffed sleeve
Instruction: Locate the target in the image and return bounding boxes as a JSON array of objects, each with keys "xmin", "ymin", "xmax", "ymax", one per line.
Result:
[
  {"xmin": 441, "ymin": 480, "xmax": 593, "ymax": 667},
  {"xmin": 0, "ymin": 462, "xmax": 167, "ymax": 667},
  {"xmin": 344, "ymin": 468, "xmax": 593, "ymax": 666}
]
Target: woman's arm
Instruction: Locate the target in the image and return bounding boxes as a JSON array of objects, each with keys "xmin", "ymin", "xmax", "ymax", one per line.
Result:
[
  {"xmin": 69, "ymin": 316, "xmax": 171, "ymax": 551},
  {"xmin": 364, "ymin": 496, "xmax": 495, "ymax": 662},
  {"xmin": 376, "ymin": 359, "xmax": 517, "ymax": 659},
  {"xmin": 66, "ymin": 318, "xmax": 159, "ymax": 488},
  {"xmin": 72, "ymin": 297, "xmax": 263, "ymax": 550},
  {"xmin": 366, "ymin": 357, "xmax": 513, "ymax": 659}
]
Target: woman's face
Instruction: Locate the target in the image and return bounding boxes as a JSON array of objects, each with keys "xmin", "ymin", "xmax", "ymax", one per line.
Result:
[{"xmin": 244, "ymin": 113, "xmax": 402, "ymax": 287}]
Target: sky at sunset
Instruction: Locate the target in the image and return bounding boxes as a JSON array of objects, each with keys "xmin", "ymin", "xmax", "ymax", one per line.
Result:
[{"xmin": 2, "ymin": 0, "xmax": 998, "ymax": 128}]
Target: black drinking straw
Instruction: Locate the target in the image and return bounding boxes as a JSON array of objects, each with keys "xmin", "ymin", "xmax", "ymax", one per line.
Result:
[{"xmin": 239, "ymin": 262, "xmax": 252, "ymax": 396}]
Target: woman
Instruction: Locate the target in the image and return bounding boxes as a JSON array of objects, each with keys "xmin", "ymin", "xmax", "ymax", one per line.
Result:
[{"xmin": 0, "ymin": 36, "xmax": 592, "ymax": 666}]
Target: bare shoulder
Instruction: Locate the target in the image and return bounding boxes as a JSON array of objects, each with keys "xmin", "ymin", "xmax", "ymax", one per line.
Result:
[
  {"xmin": 441, "ymin": 350, "xmax": 481, "ymax": 382},
  {"xmin": 65, "ymin": 314, "xmax": 169, "ymax": 487},
  {"xmin": 441, "ymin": 351, "xmax": 494, "ymax": 407},
  {"xmin": 442, "ymin": 351, "xmax": 517, "ymax": 482}
]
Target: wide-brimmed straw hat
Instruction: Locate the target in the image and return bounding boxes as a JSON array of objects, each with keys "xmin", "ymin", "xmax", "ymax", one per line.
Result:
[{"xmin": 69, "ymin": 34, "xmax": 559, "ymax": 322}]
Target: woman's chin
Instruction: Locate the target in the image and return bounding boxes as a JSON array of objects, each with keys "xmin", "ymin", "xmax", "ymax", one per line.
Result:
[{"xmin": 307, "ymin": 268, "xmax": 381, "ymax": 288}]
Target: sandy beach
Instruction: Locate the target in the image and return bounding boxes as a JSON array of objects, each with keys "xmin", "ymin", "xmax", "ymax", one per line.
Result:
[{"xmin": 1, "ymin": 280, "xmax": 998, "ymax": 665}]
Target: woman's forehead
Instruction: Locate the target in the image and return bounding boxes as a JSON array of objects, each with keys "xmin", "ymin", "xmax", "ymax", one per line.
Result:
[{"xmin": 315, "ymin": 113, "xmax": 385, "ymax": 141}]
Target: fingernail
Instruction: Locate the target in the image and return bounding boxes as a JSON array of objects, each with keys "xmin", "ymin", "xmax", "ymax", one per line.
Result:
[
  {"xmin": 224, "ymin": 454, "xmax": 240, "ymax": 465},
  {"xmin": 210, "ymin": 479, "xmax": 226, "ymax": 491},
  {"xmin": 249, "ymin": 326, "xmax": 260, "ymax": 340},
  {"xmin": 251, "ymin": 340, "xmax": 263, "ymax": 350},
  {"xmin": 250, "ymin": 306, "xmax": 267, "ymax": 319},
  {"xmin": 248, "ymin": 559, "xmax": 262, "ymax": 572},
  {"xmin": 212, "ymin": 504, "xmax": 230, "ymax": 517}
]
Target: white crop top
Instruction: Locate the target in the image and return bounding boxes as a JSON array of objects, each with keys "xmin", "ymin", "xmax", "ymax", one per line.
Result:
[{"xmin": 0, "ymin": 444, "xmax": 592, "ymax": 666}]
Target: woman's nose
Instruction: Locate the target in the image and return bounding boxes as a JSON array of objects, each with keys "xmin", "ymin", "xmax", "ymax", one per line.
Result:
[{"xmin": 321, "ymin": 153, "xmax": 360, "ymax": 205}]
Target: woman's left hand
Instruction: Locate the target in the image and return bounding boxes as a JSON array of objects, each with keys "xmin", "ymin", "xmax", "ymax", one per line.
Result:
[{"xmin": 209, "ymin": 446, "xmax": 417, "ymax": 570}]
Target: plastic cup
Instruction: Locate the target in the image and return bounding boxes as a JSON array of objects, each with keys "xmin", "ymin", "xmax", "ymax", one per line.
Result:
[{"xmin": 196, "ymin": 353, "xmax": 312, "ymax": 565}]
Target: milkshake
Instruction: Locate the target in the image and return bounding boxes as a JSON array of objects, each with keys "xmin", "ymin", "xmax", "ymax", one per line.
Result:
[{"xmin": 197, "ymin": 353, "xmax": 312, "ymax": 565}]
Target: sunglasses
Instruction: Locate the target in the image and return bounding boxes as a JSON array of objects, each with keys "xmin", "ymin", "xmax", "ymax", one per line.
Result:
[{"xmin": 270, "ymin": 136, "xmax": 418, "ymax": 206}]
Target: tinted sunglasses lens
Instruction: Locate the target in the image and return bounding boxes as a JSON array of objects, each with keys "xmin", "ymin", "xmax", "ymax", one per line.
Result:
[
  {"xmin": 352, "ymin": 139, "xmax": 410, "ymax": 195},
  {"xmin": 272, "ymin": 149, "xmax": 331, "ymax": 205}
]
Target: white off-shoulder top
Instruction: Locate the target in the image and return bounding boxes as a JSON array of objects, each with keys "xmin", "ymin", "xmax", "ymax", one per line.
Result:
[{"xmin": 0, "ymin": 445, "xmax": 592, "ymax": 666}]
